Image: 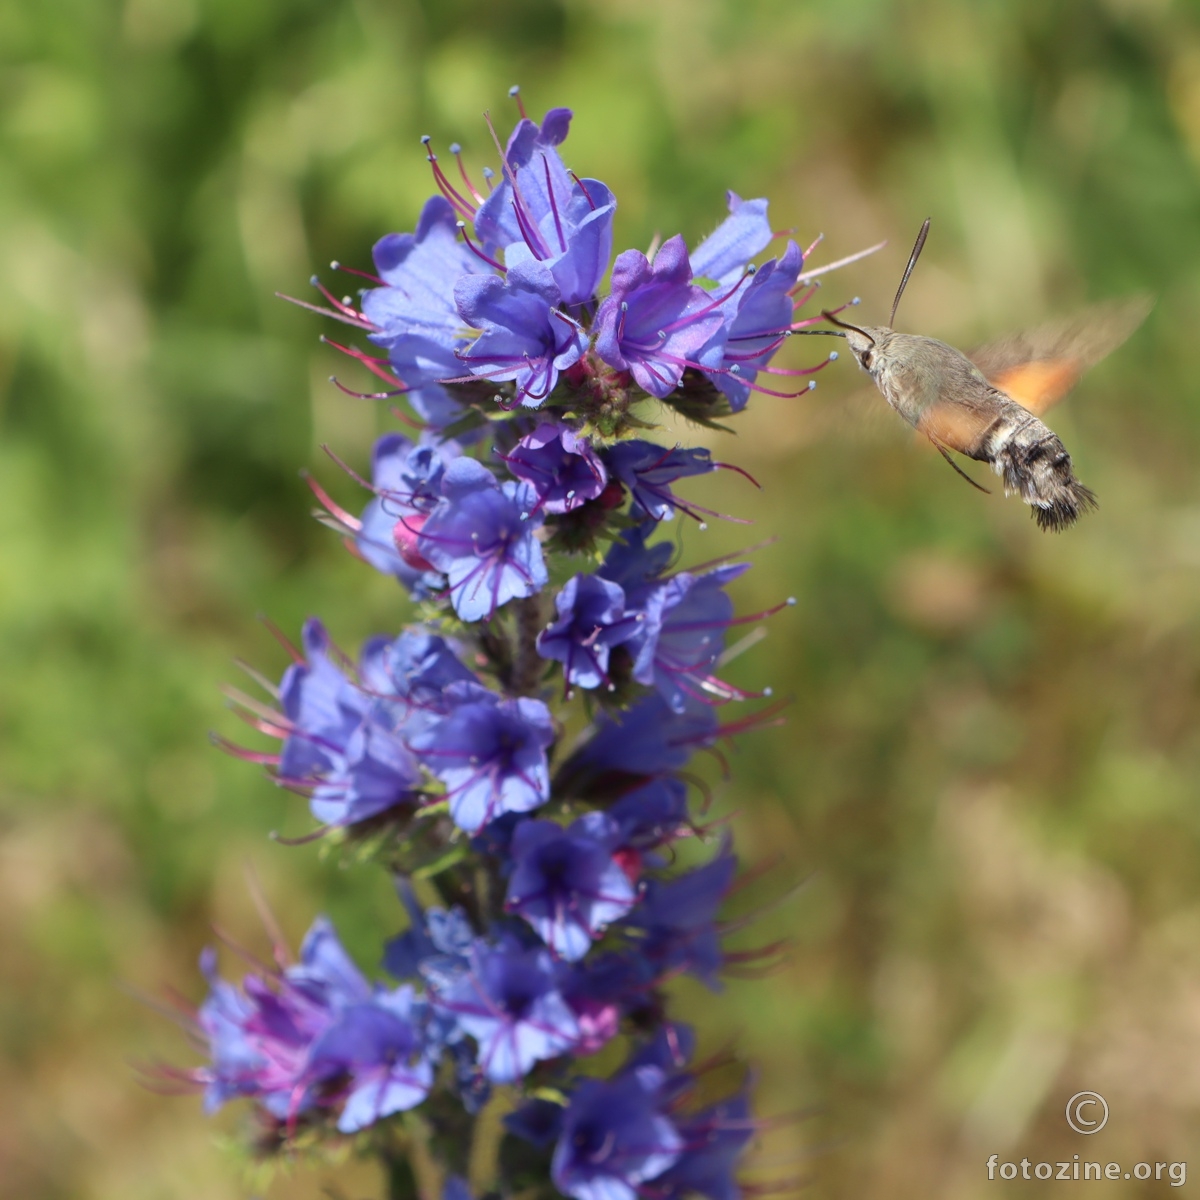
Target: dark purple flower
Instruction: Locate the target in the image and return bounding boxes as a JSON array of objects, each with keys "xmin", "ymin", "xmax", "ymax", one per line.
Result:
[
  {"xmin": 362, "ymin": 196, "xmax": 491, "ymax": 388},
  {"xmin": 433, "ymin": 938, "xmax": 578, "ymax": 1083},
  {"xmin": 630, "ymin": 849, "xmax": 737, "ymax": 989},
  {"xmin": 651, "ymin": 1090, "xmax": 754, "ymax": 1200},
  {"xmin": 417, "ymin": 458, "xmax": 548, "ymax": 622},
  {"xmin": 593, "ymin": 237, "xmax": 727, "ymax": 399},
  {"xmin": 551, "ymin": 1068, "xmax": 683, "ymax": 1200},
  {"xmin": 608, "ymin": 778, "xmax": 689, "ymax": 849},
  {"xmin": 604, "ymin": 441, "xmax": 716, "ymax": 522},
  {"xmin": 689, "ymin": 192, "xmax": 773, "ymax": 287},
  {"xmin": 567, "ymin": 693, "xmax": 720, "ymax": 783},
  {"xmin": 536, "ymin": 574, "xmax": 641, "ymax": 691},
  {"xmin": 503, "ymin": 422, "xmax": 607, "ymax": 514},
  {"xmin": 474, "ymin": 108, "xmax": 616, "ymax": 306},
  {"xmin": 409, "ymin": 689, "xmax": 554, "ymax": 833},
  {"xmin": 454, "ymin": 260, "xmax": 587, "ymax": 407},
  {"xmin": 505, "ymin": 813, "xmax": 637, "ymax": 961},
  {"xmin": 599, "ymin": 520, "xmax": 675, "ymax": 590},
  {"xmin": 701, "ymin": 241, "xmax": 806, "ymax": 413},
  {"xmin": 505, "ymin": 1096, "xmax": 566, "ymax": 1147},
  {"xmin": 630, "ymin": 564, "xmax": 751, "ymax": 713},
  {"xmin": 307, "ymin": 989, "xmax": 433, "ymax": 1132}
]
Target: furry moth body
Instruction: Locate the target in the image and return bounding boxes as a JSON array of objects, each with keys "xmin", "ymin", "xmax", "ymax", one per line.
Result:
[{"xmin": 821, "ymin": 220, "xmax": 1150, "ymax": 532}]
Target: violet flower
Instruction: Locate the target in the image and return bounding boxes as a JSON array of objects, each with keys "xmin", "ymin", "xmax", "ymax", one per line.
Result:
[
  {"xmin": 474, "ymin": 107, "xmax": 616, "ymax": 306},
  {"xmin": 504, "ymin": 422, "xmax": 608, "ymax": 514},
  {"xmin": 409, "ymin": 687, "xmax": 554, "ymax": 833},
  {"xmin": 505, "ymin": 812, "xmax": 637, "ymax": 961},
  {"xmin": 454, "ymin": 260, "xmax": 587, "ymax": 406},
  {"xmin": 434, "ymin": 938, "xmax": 579, "ymax": 1083},
  {"xmin": 417, "ymin": 458, "xmax": 548, "ymax": 622},
  {"xmin": 594, "ymin": 236, "xmax": 727, "ymax": 399}
]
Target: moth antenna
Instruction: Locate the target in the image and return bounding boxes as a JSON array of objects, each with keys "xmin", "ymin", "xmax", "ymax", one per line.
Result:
[
  {"xmin": 889, "ymin": 217, "xmax": 931, "ymax": 328},
  {"xmin": 932, "ymin": 441, "xmax": 991, "ymax": 493},
  {"xmin": 822, "ymin": 309, "xmax": 876, "ymax": 346}
]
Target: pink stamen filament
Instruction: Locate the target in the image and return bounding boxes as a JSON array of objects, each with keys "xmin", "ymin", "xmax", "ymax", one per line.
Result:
[
  {"xmin": 330, "ymin": 377, "xmax": 408, "ymax": 401},
  {"xmin": 310, "ymin": 276, "xmax": 367, "ymax": 322},
  {"xmin": 450, "ymin": 144, "xmax": 485, "ymax": 204},
  {"xmin": 320, "ymin": 335, "xmax": 405, "ymax": 387},
  {"xmin": 422, "ymin": 138, "xmax": 477, "ymax": 219},
  {"xmin": 330, "ymin": 260, "xmax": 384, "ymax": 286},
  {"xmin": 276, "ymin": 291, "xmax": 375, "ymax": 331},
  {"xmin": 301, "ymin": 471, "xmax": 362, "ymax": 532}
]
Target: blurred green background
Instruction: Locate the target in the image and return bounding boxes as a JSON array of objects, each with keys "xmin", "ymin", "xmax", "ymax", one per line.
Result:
[{"xmin": 4, "ymin": 0, "xmax": 1200, "ymax": 1195}]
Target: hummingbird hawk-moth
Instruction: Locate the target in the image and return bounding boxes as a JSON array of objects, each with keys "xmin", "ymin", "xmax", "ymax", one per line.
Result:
[{"xmin": 817, "ymin": 220, "xmax": 1151, "ymax": 531}]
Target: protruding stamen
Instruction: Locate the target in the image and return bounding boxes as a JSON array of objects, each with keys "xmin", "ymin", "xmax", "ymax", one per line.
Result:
[
  {"xmin": 320, "ymin": 334, "xmax": 407, "ymax": 387},
  {"xmin": 569, "ymin": 171, "xmax": 597, "ymax": 210},
  {"xmin": 330, "ymin": 376, "xmax": 408, "ymax": 401},
  {"xmin": 276, "ymin": 290, "xmax": 375, "ymax": 331},
  {"xmin": 301, "ymin": 469, "xmax": 362, "ymax": 531},
  {"xmin": 449, "ymin": 142, "xmax": 485, "ymax": 204},
  {"xmin": 481, "ymin": 165, "xmax": 496, "ymax": 193},
  {"xmin": 542, "ymin": 153, "xmax": 567, "ymax": 253},
  {"xmin": 309, "ymin": 276, "xmax": 369, "ymax": 323},
  {"xmin": 508, "ymin": 84, "xmax": 528, "ymax": 120},
  {"xmin": 330, "ymin": 260, "xmax": 384, "ymax": 286},
  {"xmin": 456, "ymin": 220, "xmax": 506, "ymax": 271},
  {"xmin": 795, "ymin": 239, "xmax": 886, "ymax": 284},
  {"xmin": 422, "ymin": 137, "xmax": 477, "ymax": 219}
]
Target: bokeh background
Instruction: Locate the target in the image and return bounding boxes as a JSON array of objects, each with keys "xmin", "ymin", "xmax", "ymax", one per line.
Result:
[{"xmin": 4, "ymin": 0, "xmax": 1200, "ymax": 1195}]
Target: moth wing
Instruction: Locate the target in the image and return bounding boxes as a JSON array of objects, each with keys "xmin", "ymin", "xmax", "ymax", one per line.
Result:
[
  {"xmin": 916, "ymin": 386, "xmax": 1013, "ymax": 459},
  {"xmin": 969, "ymin": 294, "xmax": 1153, "ymax": 415}
]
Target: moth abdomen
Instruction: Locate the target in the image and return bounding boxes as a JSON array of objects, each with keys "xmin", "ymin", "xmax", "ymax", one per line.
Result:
[{"xmin": 985, "ymin": 419, "xmax": 1097, "ymax": 532}]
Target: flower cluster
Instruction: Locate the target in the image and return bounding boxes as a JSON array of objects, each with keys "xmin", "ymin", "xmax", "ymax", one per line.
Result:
[{"xmin": 181, "ymin": 93, "xmax": 862, "ymax": 1199}]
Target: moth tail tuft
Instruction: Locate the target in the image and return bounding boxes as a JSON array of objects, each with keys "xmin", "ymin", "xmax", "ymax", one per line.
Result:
[{"xmin": 993, "ymin": 427, "xmax": 1097, "ymax": 532}]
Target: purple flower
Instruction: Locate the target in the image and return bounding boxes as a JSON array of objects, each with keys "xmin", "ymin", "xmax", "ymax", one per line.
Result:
[
  {"xmin": 604, "ymin": 441, "xmax": 716, "ymax": 522},
  {"xmin": 689, "ymin": 192, "xmax": 773, "ymax": 288},
  {"xmin": 631, "ymin": 849, "xmax": 737, "ymax": 989},
  {"xmin": 474, "ymin": 108, "xmax": 616, "ymax": 306},
  {"xmin": 551, "ymin": 1068, "xmax": 683, "ymax": 1200},
  {"xmin": 454, "ymin": 260, "xmax": 587, "ymax": 407},
  {"xmin": 307, "ymin": 991, "xmax": 433, "ymax": 1133},
  {"xmin": 630, "ymin": 564, "xmax": 751, "ymax": 712},
  {"xmin": 417, "ymin": 458, "xmax": 548, "ymax": 622},
  {"xmin": 503, "ymin": 422, "xmax": 607, "ymax": 514},
  {"xmin": 599, "ymin": 520, "xmax": 674, "ymax": 590},
  {"xmin": 702, "ymin": 241, "xmax": 805, "ymax": 413},
  {"xmin": 651, "ymin": 1090, "xmax": 754, "ymax": 1200},
  {"xmin": 362, "ymin": 196, "xmax": 490, "ymax": 389},
  {"xmin": 356, "ymin": 433, "xmax": 460, "ymax": 593},
  {"xmin": 506, "ymin": 812, "xmax": 637, "ymax": 961},
  {"xmin": 594, "ymin": 237, "xmax": 727, "ymax": 399},
  {"xmin": 536, "ymin": 574, "xmax": 640, "ymax": 690},
  {"xmin": 195, "ymin": 917, "xmax": 372, "ymax": 1121},
  {"xmin": 409, "ymin": 689, "xmax": 554, "ymax": 833},
  {"xmin": 567, "ymin": 693, "xmax": 720, "ymax": 784},
  {"xmin": 376, "ymin": 629, "xmax": 479, "ymax": 713},
  {"xmin": 434, "ymin": 938, "xmax": 578, "ymax": 1083},
  {"xmin": 608, "ymin": 778, "xmax": 689, "ymax": 849},
  {"xmin": 277, "ymin": 620, "xmax": 423, "ymax": 827}
]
